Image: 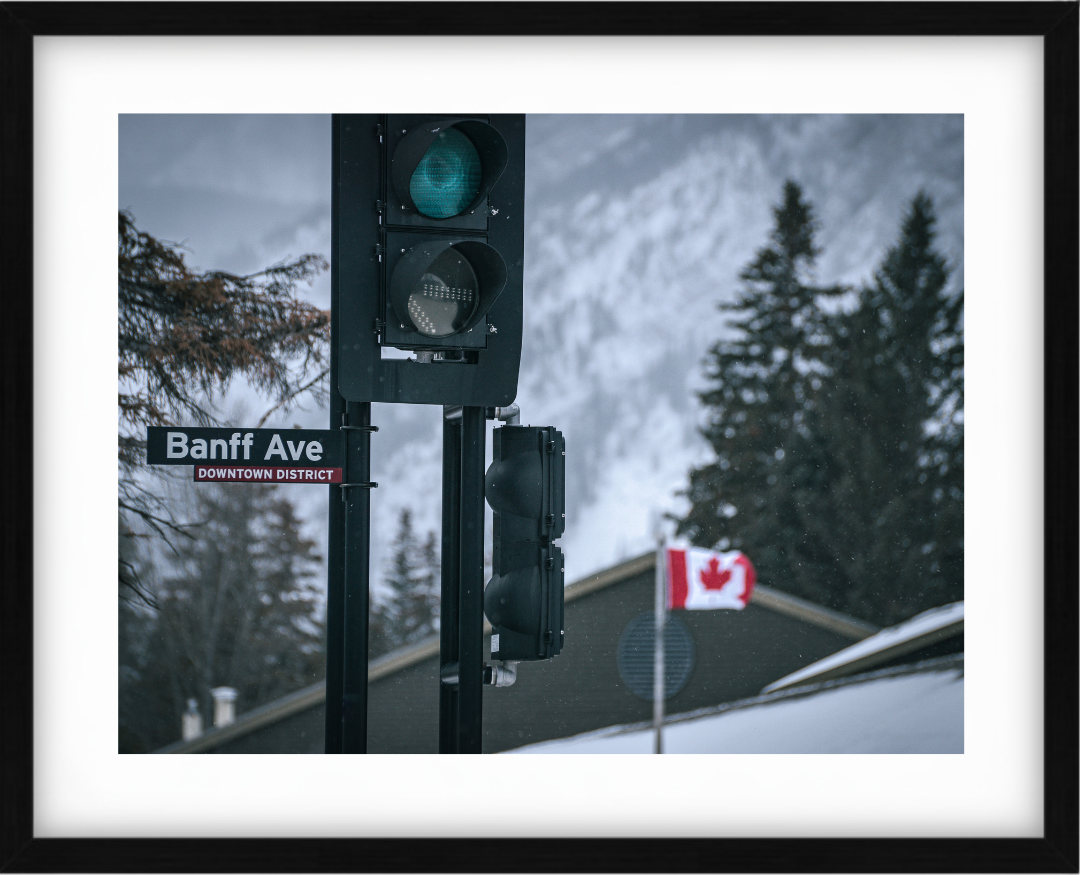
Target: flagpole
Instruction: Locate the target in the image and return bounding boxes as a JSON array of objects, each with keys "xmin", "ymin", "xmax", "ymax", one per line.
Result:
[{"xmin": 653, "ymin": 539, "xmax": 665, "ymax": 754}]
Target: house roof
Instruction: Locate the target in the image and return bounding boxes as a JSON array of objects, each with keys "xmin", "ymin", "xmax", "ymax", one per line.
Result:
[
  {"xmin": 503, "ymin": 654, "xmax": 964, "ymax": 754},
  {"xmin": 154, "ymin": 634, "xmax": 442, "ymax": 754},
  {"xmin": 155, "ymin": 550, "xmax": 879, "ymax": 754},
  {"xmin": 760, "ymin": 601, "xmax": 964, "ymax": 694}
]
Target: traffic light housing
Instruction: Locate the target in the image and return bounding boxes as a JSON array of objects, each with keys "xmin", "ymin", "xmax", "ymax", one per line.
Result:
[
  {"xmin": 483, "ymin": 426, "xmax": 565, "ymax": 662},
  {"xmin": 333, "ymin": 114, "xmax": 525, "ymax": 406}
]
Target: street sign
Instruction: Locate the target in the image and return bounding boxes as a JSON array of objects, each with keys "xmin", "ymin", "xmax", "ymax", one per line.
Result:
[
  {"xmin": 146, "ymin": 427, "xmax": 342, "ymax": 484},
  {"xmin": 192, "ymin": 465, "xmax": 342, "ymax": 484}
]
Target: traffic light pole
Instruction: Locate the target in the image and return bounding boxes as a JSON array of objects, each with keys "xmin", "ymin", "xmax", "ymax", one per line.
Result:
[
  {"xmin": 440, "ymin": 405, "xmax": 486, "ymax": 753},
  {"xmin": 340, "ymin": 401, "xmax": 375, "ymax": 753},
  {"xmin": 458, "ymin": 406, "xmax": 487, "ymax": 752},
  {"xmin": 330, "ymin": 115, "xmax": 527, "ymax": 754},
  {"xmin": 324, "ymin": 391, "xmax": 346, "ymax": 753},
  {"xmin": 439, "ymin": 407, "xmax": 461, "ymax": 753}
]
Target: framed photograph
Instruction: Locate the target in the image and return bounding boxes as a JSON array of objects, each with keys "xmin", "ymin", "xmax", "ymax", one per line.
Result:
[{"xmin": 2, "ymin": 2, "xmax": 1076, "ymax": 872}]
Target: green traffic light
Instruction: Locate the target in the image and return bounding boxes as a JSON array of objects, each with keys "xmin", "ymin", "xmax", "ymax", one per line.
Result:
[{"xmin": 410, "ymin": 128, "xmax": 481, "ymax": 219}]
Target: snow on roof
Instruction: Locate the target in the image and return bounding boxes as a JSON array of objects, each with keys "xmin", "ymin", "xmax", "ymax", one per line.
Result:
[
  {"xmin": 760, "ymin": 601, "xmax": 964, "ymax": 694},
  {"xmin": 504, "ymin": 658, "xmax": 963, "ymax": 754}
]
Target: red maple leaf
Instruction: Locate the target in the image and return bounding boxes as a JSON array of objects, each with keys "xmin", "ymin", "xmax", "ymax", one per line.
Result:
[{"xmin": 699, "ymin": 556, "xmax": 732, "ymax": 591}]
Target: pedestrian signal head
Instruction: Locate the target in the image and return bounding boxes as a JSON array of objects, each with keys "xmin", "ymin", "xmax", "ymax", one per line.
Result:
[{"xmin": 483, "ymin": 425, "xmax": 565, "ymax": 661}]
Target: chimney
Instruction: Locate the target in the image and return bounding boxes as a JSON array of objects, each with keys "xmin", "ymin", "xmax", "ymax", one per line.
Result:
[
  {"xmin": 210, "ymin": 687, "xmax": 238, "ymax": 728},
  {"xmin": 181, "ymin": 698, "xmax": 203, "ymax": 740}
]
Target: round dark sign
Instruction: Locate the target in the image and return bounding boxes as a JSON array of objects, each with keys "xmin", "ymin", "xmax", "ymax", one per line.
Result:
[{"xmin": 616, "ymin": 612, "xmax": 695, "ymax": 701}]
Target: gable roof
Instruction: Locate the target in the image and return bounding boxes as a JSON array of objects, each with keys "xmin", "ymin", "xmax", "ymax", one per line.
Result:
[{"xmin": 761, "ymin": 601, "xmax": 964, "ymax": 694}]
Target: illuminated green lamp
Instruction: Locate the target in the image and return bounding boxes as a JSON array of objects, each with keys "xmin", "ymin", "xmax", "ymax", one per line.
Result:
[{"xmin": 391, "ymin": 118, "xmax": 508, "ymax": 221}]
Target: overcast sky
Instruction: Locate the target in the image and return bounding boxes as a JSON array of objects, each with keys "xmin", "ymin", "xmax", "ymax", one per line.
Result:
[{"xmin": 119, "ymin": 114, "xmax": 333, "ymax": 308}]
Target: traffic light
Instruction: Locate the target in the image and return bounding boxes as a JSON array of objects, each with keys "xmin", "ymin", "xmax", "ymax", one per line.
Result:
[
  {"xmin": 333, "ymin": 114, "xmax": 525, "ymax": 406},
  {"xmin": 483, "ymin": 425, "xmax": 565, "ymax": 661}
]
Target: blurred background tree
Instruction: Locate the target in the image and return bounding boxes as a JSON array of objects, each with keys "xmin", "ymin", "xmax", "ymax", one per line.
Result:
[
  {"xmin": 119, "ymin": 483, "xmax": 324, "ymax": 752},
  {"xmin": 370, "ymin": 508, "xmax": 440, "ymax": 658}
]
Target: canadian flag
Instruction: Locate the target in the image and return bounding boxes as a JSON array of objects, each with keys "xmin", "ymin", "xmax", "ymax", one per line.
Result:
[{"xmin": 666, "ymin": 546, "xmax": 756, "ymax": 611}]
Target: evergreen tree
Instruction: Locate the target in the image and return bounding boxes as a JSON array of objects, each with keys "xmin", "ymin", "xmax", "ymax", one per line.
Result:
[
  {"xmin": 415, "ymin": 530, "xmax": 441, "ymax": 637},
  {"xmin": 118, "ymin": 524, "xmax": 175, "ymax": 752},
  {"xmin": 118, "ymin": 483, "xmax": 324, "ymax": 751},
  {"xmin": 370, "ymin": 509, "xmax": 440, "ymax": 656},
  {"xmin": 677, "ymin": 185, "xmax": 963, "ymax": 626},
  {"xmin": 801, "ymin": 194, "xmax": 963, "ymax": 623},
  {"xmin": 676, "ymin": 181, "xmax": 839, "ymax": 601}
]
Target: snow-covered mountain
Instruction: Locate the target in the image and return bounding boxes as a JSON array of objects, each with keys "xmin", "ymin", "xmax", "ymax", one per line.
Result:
[{"xmin": 365, "ymin": 114, "xmax": 964, "ymax": 587}]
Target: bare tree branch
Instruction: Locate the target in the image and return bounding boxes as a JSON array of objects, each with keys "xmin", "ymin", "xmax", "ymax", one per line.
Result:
[{"xmin": 255, "ymin": 366, "xmax": 330, "ymax": 428}]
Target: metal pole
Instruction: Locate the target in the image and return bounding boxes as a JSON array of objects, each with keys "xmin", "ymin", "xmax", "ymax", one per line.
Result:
[
  {"xmin": 325, "ymin": 116, "xmax": 343, "ymax": 753},
  {"xmin": 457, "ymin": 406, "xmax": 486, "ymax": 753},
  {"xmin": 341, "ymin": 401, "xmax": 373, "ymax": 753},
  {"xmin": 324, "ymin": 394, "xmax": 346, "ymax": 753},
  {"xmin": 653, "ymin": 541, "xmax": 666, "ymax": 754},
  {"xmin": 439, "ymin": 406, "xmax": 462, "ymax": 753}
]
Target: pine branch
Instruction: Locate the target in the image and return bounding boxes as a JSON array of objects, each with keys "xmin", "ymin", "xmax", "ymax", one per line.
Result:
[{"xmin": 255, "ymin": 366, "xmax": 330, "ymax": 428}]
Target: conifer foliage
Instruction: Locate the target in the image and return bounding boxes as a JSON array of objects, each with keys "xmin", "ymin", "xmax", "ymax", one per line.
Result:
[
  {"xmin": 370, "ymin": 509, "xmax": 440, "ymax": 656},
  {"xmin": 677, "ymin": 183, "xmax": 963, "ymax": 626},
  {"xmin": 119, "ymin": 483, "xmax": 324, "ymax": 752}
]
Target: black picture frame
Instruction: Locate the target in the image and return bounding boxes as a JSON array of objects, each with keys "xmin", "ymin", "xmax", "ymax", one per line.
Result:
[{"xmin": 2, "ymin": 3, "xmax": 1076, "ymax": 872}]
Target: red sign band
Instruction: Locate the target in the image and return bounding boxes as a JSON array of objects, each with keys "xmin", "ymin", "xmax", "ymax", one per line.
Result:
[{"xmin": 193, "ymin": 466, "xmax": 343, "ymax": 484}]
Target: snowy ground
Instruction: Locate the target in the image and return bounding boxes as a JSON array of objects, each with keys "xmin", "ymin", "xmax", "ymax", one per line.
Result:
[{"xmin": 504, "ymin": 665, "xmax": 964, "ymax": 754}]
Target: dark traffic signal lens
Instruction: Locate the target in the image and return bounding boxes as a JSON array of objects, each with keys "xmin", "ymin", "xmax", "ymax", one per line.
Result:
[
  {"xmin": 410, "ymin": 128, "xmax": 482, "ymax": 219},
  {"xmin": 389, "ymin": 240, "xmax": 506, "ymax": 341},
  {"xmin": 484, "ymin": 566, "xmax": 541, "ymax": 635},
  {"xmin": 410, "ymin": 248, "xmax": 478, "ymax": 337}
]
